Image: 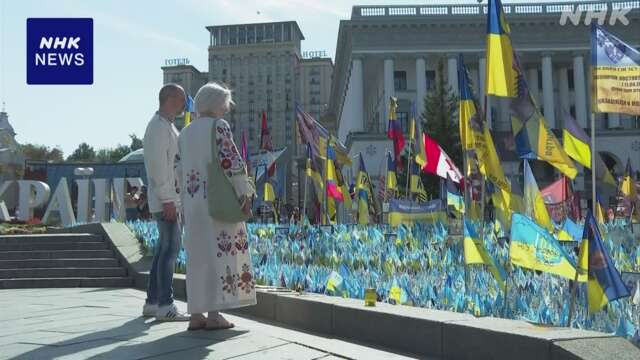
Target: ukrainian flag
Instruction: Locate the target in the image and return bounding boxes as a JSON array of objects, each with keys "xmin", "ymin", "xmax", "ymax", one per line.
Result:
[
  {"xmin": 357, "ymin": 153, "xmax": 372, "ymax": 225},
  {"xmin": 458, "ymin": 54, "xmax": 476, "ymax": 151},
  {"xmin": 447, "ymin": 174, "xmax": 465, "ymax": 213},
  {"xmin": 464, "ymin": 219, "xmax": 506, "ymax": 291},
  {"xmin": 409, "ymin": 161, "xmax": 427, "ymax": 202},
  {"xmin": 582, "ymin": 210, "xmax": 631, "ymax": 313},
  {"xmin": 510, "ymin": 58, "xmax": 577, "ymax": 179},
  {"xmin": 386, "ymin": 151, "xmax": 398, "ymax": 193},
  {"xmin": 485, "ymin": 0, "xmax": 517, "ymax": 98},
  {"xmin": 184, "ymin": 95, "xmax": 194, "ymax": 127},
  {"xmin": 388, "ymin": 199, "xmax": 447, "ymax": 227},
  {"xmin": 459, "ymin": 54, "xmax": 510, "ymax": 191},
  {"xmin": 621, "ymin": 158, "xmax": 637, "ymax": 201},
  {"xmin": 562, "ymin": 114, "xmax": 591, "ymax": 169},
  {"xmin": 510, "ymin": 213, "xmax": 577, "ymax": 280}
]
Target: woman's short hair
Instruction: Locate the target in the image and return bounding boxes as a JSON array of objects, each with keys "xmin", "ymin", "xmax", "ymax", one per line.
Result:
[{"xmin": 194, "ymin": 82, "xmax": 234, "ymax": 115}]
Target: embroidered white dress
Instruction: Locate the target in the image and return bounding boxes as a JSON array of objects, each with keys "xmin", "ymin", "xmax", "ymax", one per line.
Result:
[{"xmin": 178, "ymin": 117, "xmax": 256, "ymax": 314}]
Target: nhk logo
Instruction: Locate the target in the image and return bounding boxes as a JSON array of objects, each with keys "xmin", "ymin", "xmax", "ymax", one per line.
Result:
[
  {"xmin": 559, "ymin": 7, "xmax": 630, "ymax": 26},
  {"xmin": 27, "ymin": 18, "xmax": 93, "ymax": 85}
]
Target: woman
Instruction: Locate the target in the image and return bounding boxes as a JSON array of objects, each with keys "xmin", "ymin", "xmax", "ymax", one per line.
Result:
[{"xmin": 178, "ymin": 82, "xmax": 256, "ymax": 330}]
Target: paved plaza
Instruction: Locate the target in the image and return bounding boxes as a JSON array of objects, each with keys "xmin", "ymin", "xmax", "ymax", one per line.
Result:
[{"xmin": 0, "ymin": 287, "xmax": 419, "ymax": 360}]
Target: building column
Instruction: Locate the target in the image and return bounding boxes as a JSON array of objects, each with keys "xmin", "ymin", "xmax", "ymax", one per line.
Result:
[
  {"xmin": 478, "ymin": 56, "xmax": 486, "ymax": 109},
  {"xmin": 416, "ymin": 56, "xmax": 427, "ymax": 119},
  {"xmin": 541, "ymin": 53, "xmax": 556, "ymax": 128},
  {"xmin": 558, "ymin": 66, "xmax": 570, "ymax": 126},
  {"xmin": 478, "ymin": 56, "xmax": 494, "ymax": 128},
  {"xmin": 527, "ymin": 67, "xmax": 540, "ymax": 105},
  {"xmin": 352, "ymin": 57, "xmax": 364, "ymax": 132},
  {"xmin": 572, "ymin": 53, "xmax": 588, "ymax": 128},
  {"xmin": 447, "ymin": 54, "xmax": 458, "ymax": 96},
  {"xmin": 384, "ymin": 57, "xmax": 395, "ymax": 130}
]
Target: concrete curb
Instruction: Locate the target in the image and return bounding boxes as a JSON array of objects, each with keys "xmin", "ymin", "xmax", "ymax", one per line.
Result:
[{"xmin": 75, "ymin": 222, "xmax": 640, "ymax": 360}]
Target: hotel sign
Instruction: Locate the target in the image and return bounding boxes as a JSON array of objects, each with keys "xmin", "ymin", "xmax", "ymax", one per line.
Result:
[
  {"xmin": 302, "ymin": 50, "xmax": 328, "ymax": 59},
  {"xmin": 164, "ymin": 58, "xmax": 190, "ymax": 66}
]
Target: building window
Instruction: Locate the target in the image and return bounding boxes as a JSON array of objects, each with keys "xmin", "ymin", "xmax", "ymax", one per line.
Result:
[
  {"xmin": 247, "ymin": 26, "xmax": 255, "ymax": 43},
  {"xmin": 426, "ymin": 70, "xmax": 436, "ymax": 91},
  {"xmin": 310, "ymin": 77, "xmax": 320, "ymax": 85},
  {"xmin": 568, "ymin": 69, "xmax": 575, "ymax": 90},
  {"xmin": 256, "ymin": 25, "xmax": 264, "ymax": 42},
  {"xmin": 266, "ymin": 24, "xmax": 273, "ymax": 41},
  {"xmin": 239, "ymin": 27, "xmax": 246, "ymax": 44},
  {"xmin": 394, "ymin": 71, "xmax": 407, "ymax": 91},
  {"xmin": 284, "ymin": 24, "xmax": 291, "ymax": 41},
  {"xmin": 570, "ymin": 106, "xmax": 576, "ymax": 118},
  {"xmin": 396, "ymin": 112, "xmax": 409, "ymax": 133},
  {"xmin": 229, "ymin": 27, "xmax": 237, "ymax": 45}
]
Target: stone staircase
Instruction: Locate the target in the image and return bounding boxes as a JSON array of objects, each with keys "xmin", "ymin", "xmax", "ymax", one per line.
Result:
[{"xmin": 0, "ymin": 233, "xmax": 133, "ymax": 289}]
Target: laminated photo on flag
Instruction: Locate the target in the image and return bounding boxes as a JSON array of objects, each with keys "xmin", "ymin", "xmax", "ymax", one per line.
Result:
[
  {"xmin": 591, "ymin": 24, "xmax": 640, "ymax": 115},
  {"xmin": 509, "ymin": 213, "xmax": 578, "ymax": 280}
]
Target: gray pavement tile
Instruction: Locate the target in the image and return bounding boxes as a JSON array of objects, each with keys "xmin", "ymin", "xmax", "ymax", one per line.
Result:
[
  {"xmin": 0, "ymin": 315, "xmax": 135, "ymax": 337},
  {"xmin": 0, "ymin": 342, "xmax": 43, "ymax": 360},
  {"xmin": 147, "ymin": 332, "xmax": 290, "ymax": 360},
  {"xmin": 230, "ymin": 343, "xmax": 327, "ymax": 360},
  {"xmin": 9, "ymin": 339, "xmax": 128, "ymax": 360}
]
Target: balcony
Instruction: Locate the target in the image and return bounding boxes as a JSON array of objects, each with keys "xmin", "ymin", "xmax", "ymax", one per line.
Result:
[{"xmin": 352, "ymin": 1, "xmax": 640, "ymax": 18}]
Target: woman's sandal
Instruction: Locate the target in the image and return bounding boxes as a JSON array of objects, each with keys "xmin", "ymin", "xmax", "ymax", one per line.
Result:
[
  {"xmin": 205, "ymin": 314, "xmax": 235, "ymax": 330},
  {"xmin": 187, "ymin": 317, "xmax": 207, "ymax": 331}
]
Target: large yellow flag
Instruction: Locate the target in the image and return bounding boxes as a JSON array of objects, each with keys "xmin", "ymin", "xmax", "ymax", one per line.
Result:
[
  {"xmin": 485, "ymin": 0, "xmax": 517, "ymax": 97},
  {"xmin": 459, "ymin": 54, "xmax": 510, "ymax": 191}
]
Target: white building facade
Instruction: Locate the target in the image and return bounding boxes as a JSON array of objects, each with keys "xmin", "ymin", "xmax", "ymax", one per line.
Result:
[{"xmin": 331, "ymin": 2, "xmax": 640, "ymax": 192}]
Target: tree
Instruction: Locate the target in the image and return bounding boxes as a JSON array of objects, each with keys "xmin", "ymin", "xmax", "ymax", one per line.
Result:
[
  {"xmin": 419, "ymin": 59, "xmax": 461, "ymax": 197},
  {"xmin": 20, "ymin": 143, "xmax": 64, "ymax": 162},
  {"xmin": 66, "ymin": 143, "xmax": 96, "ymax": 162},
  {"xmin": 129, "ymin": 134, "xmax": 143, "ymax": 151}
]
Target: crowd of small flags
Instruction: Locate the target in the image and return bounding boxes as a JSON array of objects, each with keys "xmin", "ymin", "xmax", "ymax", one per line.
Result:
[{"xmin": 127, "ymin": 218, "xmax": 640, "ymax": 344}]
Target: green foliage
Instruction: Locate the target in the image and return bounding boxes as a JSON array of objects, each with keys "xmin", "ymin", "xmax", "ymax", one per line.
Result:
[
  {"xmin": 66, "ymin": 142, "xmax": 96, "ymax": 162},
  {"xmin": 420, "ymin": 59, "xmax": 461, "ymax": 197},
  {"xmin": 20, "ymin": 143, "xmax": 64, "ymax": 162}
]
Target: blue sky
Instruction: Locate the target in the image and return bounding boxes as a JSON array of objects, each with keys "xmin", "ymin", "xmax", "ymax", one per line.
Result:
[{"xmin": 1, "ymin": 0, "xmax": 576, "ymax": 156}]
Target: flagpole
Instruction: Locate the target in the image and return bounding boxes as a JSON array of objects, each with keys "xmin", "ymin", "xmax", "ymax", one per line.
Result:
[
  {"xmin": 405, "ymin": 134, "xmax": 413, "ymax": 201},
  {"xmin": 302, "ymin": 164, "xmax": 309, "ymax": 226},
  {"xmin": 567, "ymin": 112, "xmax": 596, "ymax": 327}
]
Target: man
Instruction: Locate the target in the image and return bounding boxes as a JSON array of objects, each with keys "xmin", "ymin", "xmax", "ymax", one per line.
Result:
[{"xmin": 142, "ymin": 84, "xmax": 189, "ymax": 321}]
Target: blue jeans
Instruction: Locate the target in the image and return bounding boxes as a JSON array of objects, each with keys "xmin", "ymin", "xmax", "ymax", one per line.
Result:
[{"xmin": 145, "ymin": 212, "xmax": 181, "ymax": 307}]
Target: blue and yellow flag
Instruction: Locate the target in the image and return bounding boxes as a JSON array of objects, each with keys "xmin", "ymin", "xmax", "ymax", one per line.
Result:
[
  {"xmin": 509, "ymin": 213, "xmax": 577, "ymax": 280},
  {"xmin": 464, "ymin": 219, "xmax": 506, "ymax": 291},
  {"xmin": 591, "ymin": 24, "xmax": 640, "ymax": 115},
  {"xmin": 357, "ymin": 153, "xmax": 372, "ymax": 225},
  {"xmin": 562, "ymin": 113, "xmax": 591, "ymax": 169},
  {"xmin": 510, "ymin": 56, "xmax": 577, "ymax": 179},
  {"xmin": 447, "ymin": 174, "xmax": 464, "ymax": 213},
  {"xmin": 386, "ymin": 151, "xmax": 398, "ymax": 193},
  {"xmin": 459, "ymin": 54, "xmax": 510, "ymax": 191},
  {"xmin": 485, "ymin": 0, "xmax": 517, "ymax": 98},
  {"xmin": 581, "ymin": 210, "xmax": 631, "ymax": 313},
  {"xmin": 184, "ymin": 95, "xmax": 194, "ymax": 127},
  {"xmin": 409, "ymin": 161, "xmax": 428, "ymax": 202},
  {"xmin": 389, "ymin": 199, "xmax": 447, "ymax": 227},
  {"xmin": 621, "ymin": 158, "xmax": 637, "ymax": 202}
]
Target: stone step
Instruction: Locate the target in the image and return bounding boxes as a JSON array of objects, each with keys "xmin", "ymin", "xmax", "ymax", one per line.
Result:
[
  {"xmin": 0, "ymin": 267, "xmax": 127, "ymax": 279},
  {"xmin": 0, "ymin": 277, "xmax": 133, "ymax": 289},
  {"xmin": 0, "ymin": 242, "xmax": 109, "ymax": 252},
  {"xmin": 0, "ymin": 249, "xmax": 114, "ymax": 260},
  {"xmin": 0, "ymin": 258, "xmax": 120, "ymax": 269},
  {"xmin": 0, "ymin": 234, "xmax": 103, "ymax": 245}
]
